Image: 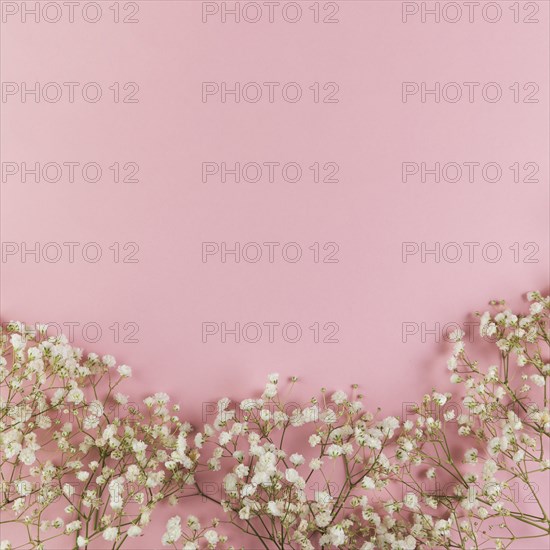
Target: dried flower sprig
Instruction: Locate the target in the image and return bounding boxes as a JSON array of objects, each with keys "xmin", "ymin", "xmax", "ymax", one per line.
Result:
[
  {"xmin": 394, "ymin": 291, "xmax": 549, "ymax": 549},
  {"xmin": 1, "ymin": 291, "xmax": 548, "ymax": 549},
  {"xmin": 161, "ymin": 514, "xmax": 233, "ymax": 549},
  {"xmin": 192, "ymin": 375, "xmax": 417, "ymax": 550},
  {"xmin": 0, "ymin": 324, "xmax": 196, "ymax": 550}
]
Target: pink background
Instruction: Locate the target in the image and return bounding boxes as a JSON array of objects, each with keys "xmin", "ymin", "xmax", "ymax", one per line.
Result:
[{"xmin": 1, "ymin": 1, "xmax": 549, "ymax": 547}]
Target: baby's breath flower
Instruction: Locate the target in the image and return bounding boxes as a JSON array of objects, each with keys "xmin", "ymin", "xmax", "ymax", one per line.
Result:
[{"xmin": 2, "ymin": 294, "xmax": 548, "ymax": 550}]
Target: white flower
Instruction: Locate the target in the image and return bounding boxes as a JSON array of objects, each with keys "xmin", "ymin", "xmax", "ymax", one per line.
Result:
[
  {"xmin": 449, "ymin": 329, "xmax": 464, "ymax": 342},
  {"xmin": 361, "ymin": 476, "xmax": 376, "ymax": 490},
  {"xmin": 51, "ymin": 518, "xmax": 64, "ymax": 529},
  {"xmin": 263, "ymin": 383, "xmax": 278, "ymax": 398},
  {"xmin": 66, "ymin": 388, "xmax": 84, "ymax": 404},
  {"xmin": 447, "ymin": 355, "xmax": 457, "ymax": 370},
  {"xmin": 331, "ymin": 390, "xmax": 347, "ymax": 404},
  {"xmin": 187, "ymin": 516, "xmax": 200, "ymax": 531},
  {"xmin": 10, "ymin": 334, "xmax": 25, "ymax": 350},
  {"xmin": 132, "ymin": 440, "xmax": 147, "ymax": 453},
  {"xmin": 117, "ymin": 364, "xmax": 132, "ymax": 377},
  {"xmin": 162, "ymin": 516, "xmax": 182, "ymax": 545},
  {"xmin": 285, "ymin": 468, "xmax": 301, "ymax": 484},
  {"xmin": 102, "ymin": 355, "xmax": 116, "ymax": 367},
  {"xmin": 328, "ymin": 525, "xmax": 347, "ymax": 546},
  {"xmin": 488, "ymin": 437, "xmax": 508, "ymax": 456},
  {"xmin": 65, "ymin": 521, "xmax": 82, "ymax": 533},
  {"xmin": 513, "ymin": 449, "xmax": 525, "ymax": 462},
  {"xmin": 453, "ymin": 341, "xmax": 465, "ymax": 355},
  {"xmin": 404, "ymin": 492, "xmax": 419, "ymax": 510},
  {"xmin": 63, "ymin": 483, "xmax": 75, "ymax": 497},
  {"xmin": 154, "ymin": 392, "xmax": 170, "ymax": 404},
  {"xmin": 239, "ymin": 506, "xmax": 251, "ymax": 520},
  {"xmin": 218, "ymin": 432, "xmax": 231, "ymax": 445},
  {"xmin": 4, "ymin": 441, "xmax": 22, "ymax": 460},
  {"xmin": 309, "ymin": 458, "xmax": 323, "ymax": 470},
  {"xmin": 18, "ymin": 448, "xmax": 36, "ymax": 465},
  {"xmin": 115, "ymin": 393, "xmax": 128, "ymax": 405},
  {"xmin": 267, "ymin": 501, "xmax": 282, "ymax": 516},
  {"xmin": 125, "ymin": 464, "xmax": 139, "ymax": 482},
  {"xmin": 464, "ymin": 448, "xmax": 478, "ymax": 463},
  {"xmin": 12, "ymin": 498, "xmax": 25, "ymax": 512},
  {"xmin": 14, "ymin": 480, "xmax": 32, "ymax": 496},
  {"xmin": 235, "ymin": 463, "xmax": 249, "ymax": 478},
  {"xmin": 444, "ymin": 409, "xmax": 455, "ymax": 421},
  {"xmin": 241, "ymin": 483, "xmax": 256, "ymax": 497},
  {"xmin": 432, "ymin": 392, "xmax": 447, "ymax": 406},
  {"xmin": 223, "ymin": 473, "xmax": 238, "ymax": 494},
  {"xmin": 76, "ymin": 536, "xmax": 88, "ymax": 548},
  {"xmin": 102, "ymin": 527, "xmax": 118, "ymax": 541},
  {"xmin": 109, "ymin": 477, "xmax": 125, "ymax": 509},
  {"xmin": 309, "ymin": 434, "xmax": 321, "ymax": 447},
  {"xmin": 240, "ymin": 398, "xmax": 263, "ymax": 410},
  {"xmin": 327, "ymin": 444, "xmax": 343, "ymax": 457},
  {"xmin": 483, "ymin": 459, "xmax": 498, "ymax": 480},
  {"xmin": 381, "ymin": 416, "xmax": 399, "ymax": 436},
  {"xmin": 127, "ymin": 525, "xmax": 142, "ymax": 537},
  {"xmin": 204, "ymin": 530, "xmax": 219, "ymax": 546},
  {"xmin": 302, "ymin": 405, "xmax": 319, "ymax": 423},
  {"xmin": 315, "ymin": 510, "xmax": 332, "ymax": 527},
  {"xmin": 290, "ymin": 453, "xmax": 305, "ymax": 466}
]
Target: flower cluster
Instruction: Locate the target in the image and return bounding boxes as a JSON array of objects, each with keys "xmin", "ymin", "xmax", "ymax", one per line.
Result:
[
  {"xmin": 1, "ymin": 291, "xmax": 548, "ymax": 549},
  {"xmin": 193, "ymin": 375, "xmax": 419, "ymax": 550},
  {"xmin": 394, "ymin": 291, "xmax": 550, "ymax": 549},
  {"xmin": 0, "ymin": 323, "xmax": 196, "ymax": 549},
  {"xmin": 160, "ymin": 515, "xmax": 229, "ymax": 549}
]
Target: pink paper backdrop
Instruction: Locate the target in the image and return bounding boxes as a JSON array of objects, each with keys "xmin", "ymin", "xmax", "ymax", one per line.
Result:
[{"xmin": 1, "ymin": 0, "xmax": 549, "ymax": 548}]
